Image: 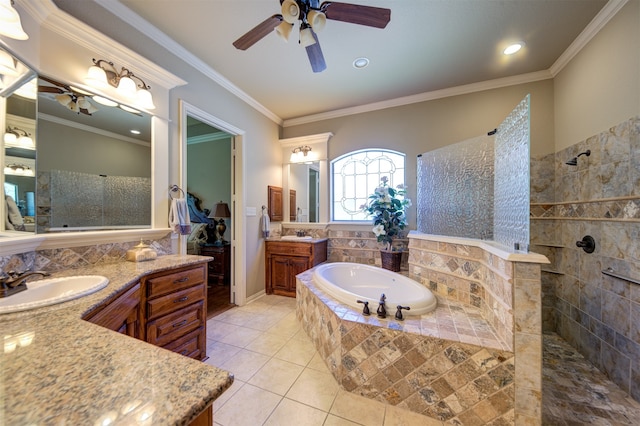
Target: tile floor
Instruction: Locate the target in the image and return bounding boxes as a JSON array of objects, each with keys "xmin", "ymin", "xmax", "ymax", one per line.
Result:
[{"xmin": 205, "ymin": 294, "xmax": 640, "ymax": 426}]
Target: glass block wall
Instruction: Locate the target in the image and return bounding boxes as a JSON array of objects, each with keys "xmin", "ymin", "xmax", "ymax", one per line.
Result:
[
  {"xmin": 417, "ymin": 95, "xmax": 530, "ymax": 249},
  {"xmin": 493, "ymin": 95, "xmax": 530, "ymax": 250},
  {"xmin": 50, "ymin": 170, "xmax": 151, "ymax": 229},
  {"xmin": 417, "ymin": 134, "xmax": 494, "ymax": 239}
]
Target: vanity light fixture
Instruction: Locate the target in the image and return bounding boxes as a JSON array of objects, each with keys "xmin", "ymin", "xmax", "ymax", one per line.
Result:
[
  {"xmin": 86, "ymin": 58, "xmax": 156, "ymax": 110},
  {"xmin": 0, "ymin": 0, "xmax": 29, "ymax": 40},
  {"xmin": 4, "ymin": 126, "xmax": 33, "ymax": 149},
  {"xmin": 290, "ymin": 145, "xmax": 312, "ymax": 163}
]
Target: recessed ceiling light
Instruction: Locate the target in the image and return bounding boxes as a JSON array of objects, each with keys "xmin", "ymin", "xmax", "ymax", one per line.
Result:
[
  {"xmin": 353, "ymin": 57, "xmax": 369, "ymax": 69},
  {"xmin": 503, "ymin": 42, "xmax": 524, "ymax": 55},
  {"xmin": 130, "ymin": 129, "xmax": 141, "ymax": 135}
]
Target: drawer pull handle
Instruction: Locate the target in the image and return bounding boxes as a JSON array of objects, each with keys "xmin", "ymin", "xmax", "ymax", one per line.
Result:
[
  {"xmin": 174, "ymin": 277, "xmax": 189, "ymax": 283},
  {"xmin": 174, "ymin": 296, "xmax": 189, "ymax": 303},
  {"xmin": 173, "ymin": 320, "xmax": 188, "ymax": 328},
  {"xmin": 180, "ymin": 349, "xmax": 188, "ymax": 355}
]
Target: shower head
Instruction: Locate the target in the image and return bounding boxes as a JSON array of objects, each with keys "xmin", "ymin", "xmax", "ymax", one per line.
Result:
[{"xmin": 565, "ymin": 150, "xmax": 591, "ymax": 166}]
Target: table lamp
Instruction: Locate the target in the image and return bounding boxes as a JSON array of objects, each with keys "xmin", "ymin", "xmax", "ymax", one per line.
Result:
[{"xmin": 209, "ymin": 201, "xmax": 231, "ymax": 245}]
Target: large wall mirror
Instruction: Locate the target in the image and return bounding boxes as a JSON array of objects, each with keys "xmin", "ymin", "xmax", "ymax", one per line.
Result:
[
  {"xmin": 289, "ymin": 162, "xmax": 320, "ymax": 222},
  {"xmin": 1, "ymin": 46, "xmax": 152, "ymax": 235}
]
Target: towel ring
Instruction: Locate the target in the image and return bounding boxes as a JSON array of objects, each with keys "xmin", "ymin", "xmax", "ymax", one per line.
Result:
[{"xmin": 169, "ymin": 184, "xmax": 185, "ymax": 199}]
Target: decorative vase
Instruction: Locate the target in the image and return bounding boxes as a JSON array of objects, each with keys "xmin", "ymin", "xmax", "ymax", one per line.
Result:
[{"xmin": 380, "ymin": 250, "xmax": 402, "ymax": 272}]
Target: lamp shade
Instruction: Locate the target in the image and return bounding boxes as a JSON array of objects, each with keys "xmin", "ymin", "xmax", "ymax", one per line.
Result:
[
  {"xmin": 212, "ymin": 201, "xmax": 231, "ymax": 219},
  {"xmin": 281, "ymin": 0, "xmax": 300, "ymax": 24},
  {"xmin": 299, "ymin": 26, "xmax": 316, "ymax": 47},
  {"xmin": 86, "ymin": 65, "xmax": 109, "ymax": 89},
  {"xmin": 136, "ymin": 87, "xmax": 156, "ymax": 109},
  {"xmin": 307, "ymin": 10, "xmax": 326, "ymax": 32},
  {"xmin": 117, "ymin": 75, "xmax": 137, "ymax": 99},
  {"xmin": 275, "ymin": 21, "xmax": 294, "ymax": 42},
  {"xmin": 0, "ymin": 0, "xmax": 28, "ymax": 40}
]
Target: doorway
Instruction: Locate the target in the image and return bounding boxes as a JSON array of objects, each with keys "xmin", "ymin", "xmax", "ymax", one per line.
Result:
[{"xmin": 180, "ymin": 101, "xmax": 246, "ymax": 317}]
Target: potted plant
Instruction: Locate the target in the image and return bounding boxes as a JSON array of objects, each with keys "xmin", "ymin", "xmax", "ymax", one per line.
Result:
[{"xmin": 362, "ymin": 176, "xmax": 411, "ymax": 271}]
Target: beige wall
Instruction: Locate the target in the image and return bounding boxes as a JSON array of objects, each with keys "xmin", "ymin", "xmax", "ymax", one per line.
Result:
[
  {"xmin": 187, "ymin": 137, "xmax": 232, "ymax": 213},
  {"xmin": 554, "ymin": 0, "xmax": 640, "ymax": 150}
]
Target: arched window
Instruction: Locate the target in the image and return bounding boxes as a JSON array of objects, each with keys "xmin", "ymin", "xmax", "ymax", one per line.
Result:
[{"xmin": 331, "ymin": 149, "xmax": 406, "ymax": 221}]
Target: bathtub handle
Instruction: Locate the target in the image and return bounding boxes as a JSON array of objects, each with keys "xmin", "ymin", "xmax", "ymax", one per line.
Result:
[
  {"xmin": 356, "ymin": 300, "xmax": 370, "ymax": 316},
  {"xmin": 395, "ymin": 305, "xmax": 411, "ymax": 321}
]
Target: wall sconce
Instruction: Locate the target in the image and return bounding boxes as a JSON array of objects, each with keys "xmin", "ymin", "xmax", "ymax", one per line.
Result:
[
  {"xmin": 4, "ymin": 163, "xmax": 33, "ymax": 176},
  {"xmin": 0, "ymin": 0, "xmax": 29, "ymax": 40},
  {"xmin": 208, "ymin": 201, "xmax": 231, "ymax": 245},
  {"xmin": 85, "ymin": 58, "xmax": 155, "ymax": 110},
  {"xmin": 4, "ymin": 126, "xmax": 34, "ymax": 149},
  {"xmin": 290, "ymin": 145, "xmax": 312, "ymax": 163}
]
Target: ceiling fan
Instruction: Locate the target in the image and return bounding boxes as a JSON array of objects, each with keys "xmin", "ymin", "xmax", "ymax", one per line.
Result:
[
  {"xmin": 38, "ymin": 75, "xmax": 98, "ymax": 116},
  {"xmin": 232, "ymin": 1, "xmax": 391, "ymax": 73}
]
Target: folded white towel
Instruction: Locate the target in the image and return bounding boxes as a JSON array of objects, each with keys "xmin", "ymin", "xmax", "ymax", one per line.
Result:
[{"xmin": 169, "ymin": 198, "xmax": 192, "ymax": 235}]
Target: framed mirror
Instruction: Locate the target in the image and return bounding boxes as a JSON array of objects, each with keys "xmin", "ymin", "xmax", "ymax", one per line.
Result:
[
  {"xmin": 288, "ymin": 162, "xmax": 320, "ymax": 223},
  {"xmin": 35, "ymin": 75, "xmax": 152, "ymax": 232},
  {"xmin": 1, "ymin": 47, "xmax": 37, "ymax": 234}
]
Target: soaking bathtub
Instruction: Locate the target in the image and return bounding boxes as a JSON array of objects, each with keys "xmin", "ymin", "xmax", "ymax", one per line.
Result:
[{"xmin": 312, "ymin": 262, "xmax": 437, "ymax": 315}]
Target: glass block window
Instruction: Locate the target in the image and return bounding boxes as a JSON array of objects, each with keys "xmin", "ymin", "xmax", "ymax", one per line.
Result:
[{"xmin": 331, "ymin": 149, "xmax": 405, "ymax": 221}]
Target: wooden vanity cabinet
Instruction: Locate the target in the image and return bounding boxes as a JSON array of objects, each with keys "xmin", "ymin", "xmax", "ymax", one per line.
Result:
[
  {"xmin": 142, "ymin": 264, "xmax": 208, "ymax": 360},
  {"xmin": 265, "ymin": 239, "xmax": 327, "ymax": 297},
  {"xmin": 84, "ymin": 283, "xmax": 142, "ymax": 338},
  {"xmin": 83, "ymin": 263, "xmax": 208, "ymax": 361}
]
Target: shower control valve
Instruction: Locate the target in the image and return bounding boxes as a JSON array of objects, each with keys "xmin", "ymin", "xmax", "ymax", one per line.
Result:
[{"xmin": 395, "ymin": 305, "xmax": 411, "ymax": 321}]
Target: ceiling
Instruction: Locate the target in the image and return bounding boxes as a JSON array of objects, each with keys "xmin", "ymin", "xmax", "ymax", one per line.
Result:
[{"xmin": 53, "ymin": 0, "xmax": 611, "ymax": 124}]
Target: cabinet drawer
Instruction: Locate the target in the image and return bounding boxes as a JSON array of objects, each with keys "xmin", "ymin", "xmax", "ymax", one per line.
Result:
[
  {"xmin": 163, "ymin": 326, "xmax": 205, "ymax": 359},
  {"xmin": 266, "ymin": 242, "xmax": 312, "ymax": 256},
  {"xmin": 147, "ymin": 302, "xmax": 205, "ymax": 347},
  {"xmin": 147, "ymin": 285, "xmax": 205, "ymax": 320},
  {"xmin": 146, "ymin": 265, "xmax": 206, "ymax": 298}
]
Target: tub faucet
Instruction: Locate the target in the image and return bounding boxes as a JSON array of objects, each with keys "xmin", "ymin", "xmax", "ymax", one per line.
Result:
[
  {"xmin": 395, "ymin": 305, "xmax": 411, "ymax": 321},
  {"xmin": 356, "ymin": 300, "xmax": 370, "ymax": 316},
  {"xmin": 0, "ymin": 270, "xmax": 51, "ymax": 298},
  {"xmin": 377, "ymin": 294, "xmax": 387, "ymax": 318}
]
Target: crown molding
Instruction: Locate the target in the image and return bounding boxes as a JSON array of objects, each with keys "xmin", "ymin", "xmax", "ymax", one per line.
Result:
[
  {"xmin": 283, "ymin": 70, "xmax": 552, "ymax": 127},
  {"xmin": 93, "ymin": 0, "xmax": 283, "ymax": 126},
  {"xmin": 549, "ymin": 0, "xmax": 629, "ymax": 76},
  {"xmin": 21, "ymin": 0, "xmax": 186, "ymax": 90},
  {"xmin": 279, "ymin": 132, "xmax": 333, "ymax": 147}
]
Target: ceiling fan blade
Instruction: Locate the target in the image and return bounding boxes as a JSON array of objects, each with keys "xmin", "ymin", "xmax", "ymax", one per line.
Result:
[
  {"xmin": 38, "ymin": 86, "xmax": 64, "ymax": 94},
  {"xmin": 305, "ymin": 30, "xmax": 326, "ymax": 73},
  {"xmin": 321, "ymin": 2, "xmax": 391, "ymax": 28},
  {"xmin": 233, "ymin": 14, "xmax": 283, "ymax": 50}
]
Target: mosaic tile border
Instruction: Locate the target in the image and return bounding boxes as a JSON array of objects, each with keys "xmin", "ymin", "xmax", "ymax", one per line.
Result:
[{"xmin": 531, "ymin": 197, "xmax": 640, "ymax": 221}]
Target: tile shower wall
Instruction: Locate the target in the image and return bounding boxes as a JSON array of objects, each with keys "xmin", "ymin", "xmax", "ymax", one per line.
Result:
[
  {"xmin": 0, "ymin": 235, "xmax": 172, "ymax": 274},
  {"xmin": 530, "ymin": 115, "xmax": 640, "ymax": 402}
]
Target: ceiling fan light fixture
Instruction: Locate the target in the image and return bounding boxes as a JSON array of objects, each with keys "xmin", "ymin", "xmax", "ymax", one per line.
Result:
[
  {"xmin": 307, "ymin": 10, "xmax": 326, "ymax": 32},
  {"xmin": 275, "ymin": 21, "xmax": 294, "ymax": 42},
  {"xmin": 299, "ymin": 25, "xmax": 316, "ymax": 47},
  {"xmin": 281, "ymin": 0, "xmax": 300, "ymax": 24},
  {"xmin": 55, "ymin": 93, "xmax": 72, "ymax": 107}
]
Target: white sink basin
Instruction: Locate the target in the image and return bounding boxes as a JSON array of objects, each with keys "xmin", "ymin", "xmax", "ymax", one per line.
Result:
[
  {"xmin": 281, "ymin": 235, "xmax": 313, "ymax": 240},
  {"xmin": 0, "ymin": 275, "xmax": 109, "ymax": 314}
]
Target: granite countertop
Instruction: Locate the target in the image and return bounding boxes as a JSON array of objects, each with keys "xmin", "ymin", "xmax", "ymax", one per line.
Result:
[{"xmin": 0, "ymin": 254, "xmax": 233, "ymax": 425}]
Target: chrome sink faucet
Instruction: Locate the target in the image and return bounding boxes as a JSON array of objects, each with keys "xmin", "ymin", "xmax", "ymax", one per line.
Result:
[
  {"xmin": 295, "ymin": 229, "xmax": 306, "ymax": 237},
  {"xmin": 0, "ymin": 270, "xmax": 51, "ymax": 298}
]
